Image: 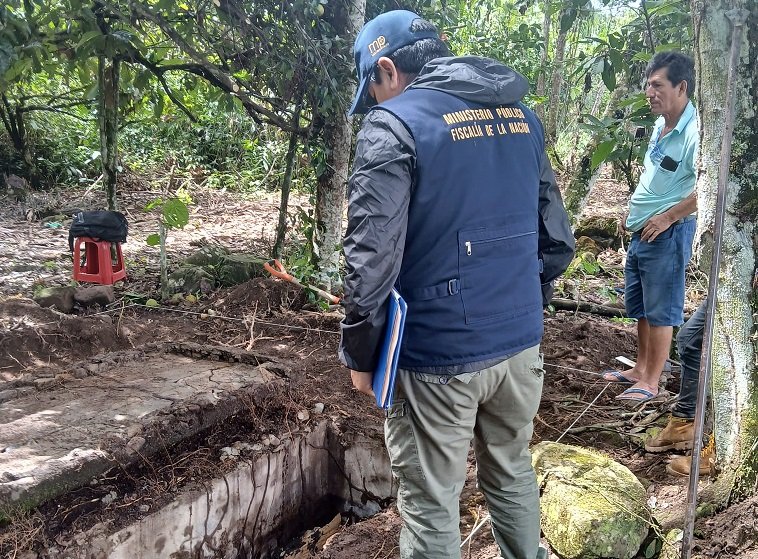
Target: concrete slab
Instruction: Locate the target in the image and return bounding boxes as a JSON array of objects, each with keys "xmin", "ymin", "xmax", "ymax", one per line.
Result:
[{"xmin": 0, "ymin": 345, "xmax": 285, "ymax": 513}]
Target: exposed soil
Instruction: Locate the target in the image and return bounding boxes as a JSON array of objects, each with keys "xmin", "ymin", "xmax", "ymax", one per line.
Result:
[{"xmin": 0, "ymin": 177, "xmax": 755, "ymax": 559}]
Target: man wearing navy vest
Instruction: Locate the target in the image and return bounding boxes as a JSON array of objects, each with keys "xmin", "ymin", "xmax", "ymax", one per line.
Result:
[{"xmin": 338, "ymin": 10, "xmax": 574, "ymax": 559}]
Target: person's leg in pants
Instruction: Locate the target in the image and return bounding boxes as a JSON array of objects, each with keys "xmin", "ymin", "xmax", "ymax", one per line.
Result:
[
  {"xmin": 673, "ymin": 301, "xmax": 706, "ymax": 419},
  {"xmin": 385, "ymin": 371, "xmax": 478, "ymax": 559},
  {"xmin": 474, "ymin": 345, "xmax": 544, "ymax": 559}
]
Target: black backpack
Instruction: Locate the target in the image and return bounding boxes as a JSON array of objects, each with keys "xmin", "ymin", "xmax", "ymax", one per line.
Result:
[{"xmin": 68, "ymin": 210, "xmax": 129, "ymax": 250}]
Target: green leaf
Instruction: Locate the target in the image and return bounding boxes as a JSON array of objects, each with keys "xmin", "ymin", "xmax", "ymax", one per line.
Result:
[
  {"xmin": 582, "ymin": 114, "xmax": 606, "ymax": 128},
  {"xmin": 644, "ymin": 538, "xmax": 661, "ymax": 558},
  {"xmin": 144, "ymin": 197, "xmax": 163, "ymax": 211},
  {"xmin": 601, "ymin": 58, "xmax": 616, "ymax": 91},
  {"xmin": 608, "ymin": 48, "xmax": 623, "ymax": 72},
  {"xmin": 162, "ymin": 198, "xmax": 189, "ymax": 229},
  {"xmin": 591, "ymin": 139, "xmax": 616, "ymax": 169},
  {"xmin": 559, "ymin": 7, "xmax": 578, "ymax": 34},
  {"xmin": 76, "ymin": 30, "xmax": 101, "ymax": 48},
  {"xmin": 146, "ymin": 233, "xmax": 161, "ymax": 246}
]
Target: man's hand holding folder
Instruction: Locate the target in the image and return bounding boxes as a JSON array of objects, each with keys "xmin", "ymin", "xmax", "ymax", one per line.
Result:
[
  {"xmin": 349, "ymin": 288, "xmax": 407, "ymax": 409},
  {"xmin": 350, "ymin": 370, "xmax": 375, "ymax": 397}
]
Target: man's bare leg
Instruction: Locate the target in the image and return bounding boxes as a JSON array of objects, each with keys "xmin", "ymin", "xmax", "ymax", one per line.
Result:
[
  {"xmin": 628, "ymin": 320, "xmax": 672, "ymax": 396},
  {"xmin": 609, "ymin": 319, "xmax": 650, "ymax": 382}
]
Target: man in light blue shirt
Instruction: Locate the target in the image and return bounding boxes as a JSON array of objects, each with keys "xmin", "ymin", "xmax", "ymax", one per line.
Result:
[{"xmin": 603, "ymin": 52, "xmax": 698, "ymax": 404}]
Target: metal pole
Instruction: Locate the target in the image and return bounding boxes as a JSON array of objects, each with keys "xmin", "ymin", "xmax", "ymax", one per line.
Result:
[{"xmin": 681, "ymin": 8, "xmax": 748, "ymax": 559}]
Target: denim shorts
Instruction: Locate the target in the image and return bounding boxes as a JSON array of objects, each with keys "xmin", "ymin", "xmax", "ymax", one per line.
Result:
[{"xmin": 624, "ymin": 217, "xmax": 696, "ymax": 326}]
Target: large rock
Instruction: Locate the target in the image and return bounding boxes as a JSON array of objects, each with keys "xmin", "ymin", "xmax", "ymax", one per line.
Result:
[
  {"xmin": 168, "ymin": 265, "xmax": 216, "ymax": 294},
  {"xmin": 183, "ymin": 244, "xmax": 231, "ymax": 267},
  {"xmin": 574, "ymin": 216, "xmax": 622, "ymax": 249},
  {"xmin": 216, "ymin": 253, "xmax": 266, "ymax": 287},
  {"xmin": 532, "ymin": 441, "xmax": 651, "ymax": 559},
  {"xmin": 33, "ymin": 286, "xmax": 75, "ymax": 313},
  {"xmin": 167, "ymin": 246, "xmax": 266, "ymax": 294},
  {"xmin": 74, "ymin": 286, "xmax": 115, "ymax": 307}
]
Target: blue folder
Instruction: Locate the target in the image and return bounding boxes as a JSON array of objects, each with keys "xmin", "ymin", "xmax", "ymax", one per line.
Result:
[{"xmin": 373, "ymin": 288, "xmax": 407, "ymax": 409}]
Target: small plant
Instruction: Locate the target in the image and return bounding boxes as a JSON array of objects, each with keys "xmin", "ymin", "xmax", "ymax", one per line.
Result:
[
  {"xmin": 145, "ymin": 189, "xmax": 192, "ymax": 299},
  {"xmin": 565, "ymin": 251, "xmax": 602, "ymax": 279},
  {"xmin": 598, "ymin": 285, "xmax": 619, "ymax": 304}
]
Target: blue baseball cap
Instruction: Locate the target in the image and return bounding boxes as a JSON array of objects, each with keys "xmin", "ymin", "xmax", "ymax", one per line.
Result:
[{"xmin": 348, "ymin": 10, "xmax": 438, "ymax": 115}]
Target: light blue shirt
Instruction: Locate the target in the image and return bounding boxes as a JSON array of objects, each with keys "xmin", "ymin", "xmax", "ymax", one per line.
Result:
[{"xmin": 626, "ymin": 100, "xmax": 698, "ymax": 232}]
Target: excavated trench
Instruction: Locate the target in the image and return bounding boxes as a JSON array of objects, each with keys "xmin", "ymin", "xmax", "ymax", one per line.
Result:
[
  {"xmin": 0, "ymin": 343, "xmax": 395, "ymax": 559},
  {"xmin": 49, "ymin": 422, "xmax": 395, "ymax": 559}
]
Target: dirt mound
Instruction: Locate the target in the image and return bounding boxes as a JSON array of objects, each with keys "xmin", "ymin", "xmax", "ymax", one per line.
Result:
[
  {"xmin": 698, "ymin": 494, "xmax": 758, "ymax": 557},
  {"xmin": 0, "ymin": 297, "xmax": 127, "ymax": 374},
  {"xmin": 209, "ymin": 277, "xmax": 309, "ymax": 317}
]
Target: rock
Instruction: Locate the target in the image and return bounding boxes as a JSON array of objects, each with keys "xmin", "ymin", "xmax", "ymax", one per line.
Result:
[
  {"xmin": 74, "ymin": 285, "xmax": 115, "ymax": 307},
  {"xmin": 126, "ymin": 436, "xmax": 146, "ymax": 454},
  {"xmin": 5, "ymin": 174, "xmax": 29, "ymax": 202},
  {"xmin": 72, "ymin": 368, "xmax": 88, "ymax": 379},
  {"xmin": 34, "ymin": 377, "xmax": 59, "ymax": 389},
  {"xmin": 167, "ymin": 265, "xmax": 216, "ymax": 294},
  {"xmin": 215, "ymin": 253, "xmax": 266, "ymax": 287},
  {"xmin": 183, "ymin": 244, "xmax": 230, "ymax": 267},
  {"xmin": 101, "ymin": 491, "xmax": 118, "ymax": 505},
  {"xmin": 34, "ymin": 286, "xmax": 75, "ymax": 313},
  {"xmin": 574, "ymin": 216, "xmax": 622, "ymax": 249},
  {"xmin": 532, "ymin": 441, "xmax": 651, "ymax": 559},
  {"xmin": 313, "ymin": 402, "xmax": 325, "ymax": 414},
  {"xmin": 126, "ymin": 424, "xmax": 143, "ymax": 438},
  {"xmin": 297, "ymin": 410, "xmax": 310, "ymax": 422},
  {"xmin": 139, "ymin": 504, "xmax": 150, "ymax": 513},
  {"xmin": 575, "ymin": 235, "xmax": 603, "ymax": 256}
]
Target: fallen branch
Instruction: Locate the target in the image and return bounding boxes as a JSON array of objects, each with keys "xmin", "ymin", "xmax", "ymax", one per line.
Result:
[
  {"xmin": 566, "ymin": 420, "xmax": 627, "ymax": 435},
  {"xmin": 550, "ymin": 298, "xmax": 627, "ymax": 318}
]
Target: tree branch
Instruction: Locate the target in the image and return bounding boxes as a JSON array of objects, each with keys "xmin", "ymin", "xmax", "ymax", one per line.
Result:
[
  {"xmin": 120, "ymin": 50, "xmax": 198, "ymax": 122},
  {"xmin": 640, "ymin": 0, "xmax": 656, "ymax": 53},
  {"xmin": 127, "ymin": 1, "xmax": 295, "ymax": 132},
  {"xmin": 20, "ymin": 99, "xmax": 95, "ymax": 113},
  {"xmin": 19, "ymin": 106, "xmax": 94, "ymax": 121},
  {"xmin": 550, "ymin": 298, "xmax": 627, "ymax": 318}
]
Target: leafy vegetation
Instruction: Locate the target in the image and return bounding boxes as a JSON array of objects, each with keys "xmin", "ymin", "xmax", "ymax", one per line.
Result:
[{"xmin": 1, "ymin": 0, "xmax": 692, "ymax": 269}]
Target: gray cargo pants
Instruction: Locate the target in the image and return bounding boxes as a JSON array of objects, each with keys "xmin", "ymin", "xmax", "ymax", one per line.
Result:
[{"xmin": 385, "ymin": 344, "xmax": 543, "ymax": 559}]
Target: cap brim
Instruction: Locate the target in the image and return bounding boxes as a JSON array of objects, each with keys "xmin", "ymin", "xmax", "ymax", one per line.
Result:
[{"xmin": 347, "ymin": 73, "xmax": 372, "ymax": 116}]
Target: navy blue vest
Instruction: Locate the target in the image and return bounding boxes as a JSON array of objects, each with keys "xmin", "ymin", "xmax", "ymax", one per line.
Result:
[{"xmin": 376, "ymin": 88, "xmax": 544, "ymax": 369}]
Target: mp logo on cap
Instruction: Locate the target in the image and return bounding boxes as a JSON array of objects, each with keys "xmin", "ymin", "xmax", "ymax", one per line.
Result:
[{"xmin": 368, "ymin": 36, "xmax": 388, "ymax": 57}]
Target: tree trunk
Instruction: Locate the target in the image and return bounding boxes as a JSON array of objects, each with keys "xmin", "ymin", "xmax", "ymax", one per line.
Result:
[
  {"xmin": 99, "ymin": 56, "xmax": 120, "ymax": 211},
  {"xmin": 545, "ymin": 25, "xmax": 567, "ymax": 146},
  {"xmin": 273, "ymin": 101, "xmax": 303, "ymax": 259},
  {"xmin": 563, "ymin": 83, "xmax": 626, "ymax": 221},
  {"xmin": 535, "ymin": 0, "xmax": 551, "ymax": 121},
  {"xmin": 692, "ymin": 0, "xmax": 757, "ymax": 502},
  {"xmin": 312, "ymin": 0, "xmax": 365, "ymax": 290},
  {"xmin": 0, "ymin": 95, "xmax": 40, "ymax": 188}
]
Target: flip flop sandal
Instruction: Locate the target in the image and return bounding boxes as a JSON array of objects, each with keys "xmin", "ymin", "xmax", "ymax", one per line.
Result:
[
  {"xmin": 615, "ymin": 387, "xmax": 657, "ymax": 404},
  {"xmin": 601, "ymin": 369, "xmax": 636, "ymax": 384}
]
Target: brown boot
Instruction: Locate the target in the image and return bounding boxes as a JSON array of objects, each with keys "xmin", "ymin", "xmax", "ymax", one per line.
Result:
[
  {"xmin": 667, "ymin": 436, "xmax": 716, "ymax": 477},
  {"xmin": 645, "ymin": 416, "xmax": 695, "ymax": 453}
]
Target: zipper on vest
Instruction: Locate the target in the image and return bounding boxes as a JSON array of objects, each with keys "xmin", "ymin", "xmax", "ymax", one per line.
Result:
[{"xmin": 464, "ymin": 231, "xmax": 536, "ymax": 256}]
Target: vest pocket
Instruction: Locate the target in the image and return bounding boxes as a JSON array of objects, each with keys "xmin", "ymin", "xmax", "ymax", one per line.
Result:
[{"xmin": 458, "ymin": 225, "xmax": 541, "ymax": 324}]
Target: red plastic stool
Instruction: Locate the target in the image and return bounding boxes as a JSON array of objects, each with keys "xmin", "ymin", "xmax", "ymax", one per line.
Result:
[{"xmin": 72, "ymin": 237, "xmax": 127, "ymax": 285}]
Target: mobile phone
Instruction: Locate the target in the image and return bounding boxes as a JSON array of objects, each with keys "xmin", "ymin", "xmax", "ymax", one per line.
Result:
[{"xmin": 660, "ymin": 155, "xmax": 679, "ymax": 172}]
